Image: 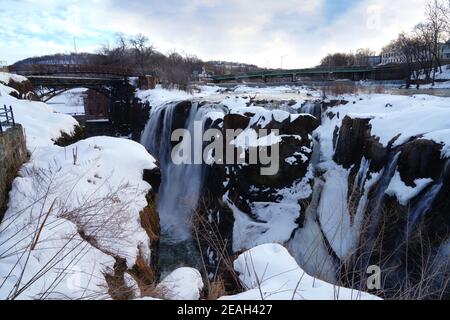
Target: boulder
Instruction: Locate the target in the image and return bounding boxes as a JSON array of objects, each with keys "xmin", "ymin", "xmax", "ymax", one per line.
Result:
[{"xmin": 398, "ymin": 139, "xmax": 444, "ymax": 187}]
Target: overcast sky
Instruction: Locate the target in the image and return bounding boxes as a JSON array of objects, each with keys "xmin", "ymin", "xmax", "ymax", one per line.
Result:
[{"xmin": 0, "ymin": 0, "xmax": 427, "ymax": 68}]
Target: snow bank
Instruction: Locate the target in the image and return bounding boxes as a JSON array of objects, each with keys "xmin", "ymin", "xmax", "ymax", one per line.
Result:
[
  {"xmin": 136, "ymin": 85, "xmax": 193, "ymax": 109},
  {"xmin": 221, "ymin": 244, "xmax": 380, "ymax": 300},
  {"xmin": 0, "ymin": 72, "xmax": 28, "ymax": 84},
  {"xmin": 385, "ymin": 171, "xmax": 434, "ymax": 206},
  {"xmin": 47, "ymin": 88, "xmax": 87, "ymax": 116},
  {"xmin": 228, "ymin": 173, "xmax": 313, "ymax": 252},
  {"xmin": 157, "ymin": 268, "xmax": 204, "ymax": 300},
  {"xmin": 137, "ymin": 84, "xmax": 318, "ymax": 112},
  {"xmin": 317, "ymin": 94, "xmax": 450, "ymax": 160},
  {"xmin": 417, "ymin": 65, "xmax": 450, "ymax": 81},
  {"xmin": 0, "ymin": 137, "xmax": 158, "ymax": 299},
  {"xmin": 423, "ymin": 130, "xmax": 450, "ymax": 158}
]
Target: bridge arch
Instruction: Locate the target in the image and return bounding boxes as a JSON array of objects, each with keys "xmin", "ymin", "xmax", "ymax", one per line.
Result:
[{"xmin": 40, "ymin": 86, "xmax": 121, "ymax": 103}]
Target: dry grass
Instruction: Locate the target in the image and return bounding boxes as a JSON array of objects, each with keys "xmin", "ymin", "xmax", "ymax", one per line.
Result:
[
  {"xmin": 191, "ymin": 195, "xmax": 244, "ymax": 299},
  {"xmin": 139, "ymin": 194, "xmax": 161, "ymax": 244}
]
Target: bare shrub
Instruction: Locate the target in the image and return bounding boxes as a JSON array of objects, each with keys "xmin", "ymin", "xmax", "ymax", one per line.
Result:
[
  {"xmin": 191, "ymin": 196, "xmax": 244, "ymax": 299},
  {"xmin": 0, "ymin": 163, "xmax": 158, "ymax": 300}
]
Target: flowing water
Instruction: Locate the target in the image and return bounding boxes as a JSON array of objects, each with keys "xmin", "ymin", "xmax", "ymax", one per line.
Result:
[
  {"xmin": 140, "ymin": 85, "xmax": 449, "ymax": 283},
  {"xmin": 141, "ymin": 101, "xmax": 225, "ymax": 274}
]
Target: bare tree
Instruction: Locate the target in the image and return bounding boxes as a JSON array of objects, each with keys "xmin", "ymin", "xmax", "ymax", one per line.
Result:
[
  {"xmin": 129, "ymin": 34, "xmax": 154, "ymax": 75},
  {"xmin": 354, "ymin": 48, "xmax": 376, "ymax": 66},
  {"xmin": 425, "ymin": 0, "xmax": 450, "ymax": 84}
]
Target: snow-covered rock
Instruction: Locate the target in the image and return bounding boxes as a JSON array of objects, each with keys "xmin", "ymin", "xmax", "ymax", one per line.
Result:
[
  {"xmin": 0, "ymin": 77, "xmax": 161, "ymax": 299},
  {"xmin": 0, "ymin": 72, "xmax": 28, "ymax": 85},
  {"xmin": 220, "ymin": 244, "xmax": 381, "ymax": 300},
  {"xmin": 157, "ymin": 268, "xmax": 204, "ymax": 300},
  {"xmin": 0, "ymin": 79, "xmax": 78, "ymax": 149},
  {"xmin": 0, "ymin": 136, "xmax": 159, "ymax": 299}
]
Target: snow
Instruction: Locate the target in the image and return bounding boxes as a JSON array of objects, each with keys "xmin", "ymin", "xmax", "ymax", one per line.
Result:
[
  {"xmin": 220, "ymin": 244, "xmax": 381, "ymax": 300},
  {"xmin": 417, "ymin": 65, "xmax": 450, "ymax": 81},
  {"xmin": 423, "ymin": 130, "xmax": 450, "ymax": 158},
  {"xmin": 157, "ymin": 267, "xmax": 204, "ymax": 300},
  {"xmin": 0, "ymin": 72, "xmax": 28, "ymax": 84},
  {"xmin": 0, "ymin": 79, "xmax": 159, "ymax": 299},
  {"xmin": 0, "ymin": 84, "xmax": 79, "ymax": 149},
  {"xmin": 0, "ymin": 137, "xmax": 156, "ymax": 298},
  {"xmin": 137, "ymin": 84, "xmax": 318, "ymax": 112},
  {"xmin": 385, "ymin": 171, "xmax": 433, "ymax": 206},
  {"xmin": 228, "ymin": 173, "xmax": 313, "ymax": 252},
  {"xmin": 231, "ymin": 130, "xmax": 282, "ymax": 150},
  {"xmin": 136, "ymin": 85, "xmax": 193, "ymax": 108},
  {"xmin": 0, "ymin": 137, "xmax": 158, "ymax": 299},
  {"xmin": 317, "ymin": 94, "xmax": 450, "ymax": 160},
  {"xmin": 420, "ymin": 81, "xmax": 450, "ymax": 89},
  {"xmin": 46, "ymin": 88, "xmax": 87, "ymax": 115}
]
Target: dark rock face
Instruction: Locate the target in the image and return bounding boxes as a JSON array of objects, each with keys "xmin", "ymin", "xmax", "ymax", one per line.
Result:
[
  {"xmin": 197, "ymin": 109, "xmax": 319, "ymax": 277},
  {"xmin": 143, "ymin": 167, "xmax": 162, "ymax": 193},
  {"xmin": 7, "ymin": 80, "xmax": 39, "ymax": 100},
  {"xmin": 171, "ymin": 101, "xmax": 192, "ymax": 133},
  {"xmin": 398, "ymin": 139, "xmax": 444, "ymax": 186},
  {"xmin": 331, "ymin": 115, "xmax": 450, "ymax": 299},
  {"xmin": 223, "ymin": 113, "xmax": 250, "ymax": 130},
  {"xmin": 0, "ymin": 125, "xmax": 28, "ymax": 222},
  {"xmin": 333, "ymin": 116, "xmax": 373, "ymax": 169}
]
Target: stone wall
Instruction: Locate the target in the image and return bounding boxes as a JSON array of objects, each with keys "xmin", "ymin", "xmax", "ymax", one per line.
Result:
[{"xmin": 0, "ymin": 125, "xmax": 28, "ymax": 220}]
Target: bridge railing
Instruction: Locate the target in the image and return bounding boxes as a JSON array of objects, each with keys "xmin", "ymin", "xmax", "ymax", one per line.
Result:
[
  {"xmin": 0, "ymin": 105, "xmax": 16, "ymax": 134},
  {"xmin": 212, "ymin": 65, "xmax": 375, "ymax": 81},
  {"xmin": 9, "ymin": 64, "xmax": 139, "ymax": 77}
]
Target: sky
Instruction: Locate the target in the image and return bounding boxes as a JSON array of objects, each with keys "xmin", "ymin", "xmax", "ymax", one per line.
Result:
[{"xmin": 0, "ymin": 0, "xmax": 427, "ymax": 68}]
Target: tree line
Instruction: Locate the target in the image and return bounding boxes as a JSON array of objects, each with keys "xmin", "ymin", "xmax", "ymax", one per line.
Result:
[
  {"xmin": 319, "ymin": 48, "xmax": 376, "ymax": 68},
  {"xmin": 382, "ymin": 0, "xmax": 450, "ymax": 87}
]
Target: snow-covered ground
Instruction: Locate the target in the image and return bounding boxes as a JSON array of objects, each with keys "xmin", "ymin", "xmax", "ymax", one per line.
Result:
[
  {"xmin": 2, "ymin": 77, "xmax": 449, "ymax": 300},
  {"xmin": 414, "ymin": 65, "xmax": 450, "ymax": 88},
  {"xmin": 317, "ymin": 94, "xmax": 450, "ymax": 160},
  {"xmin": 155, "ymin": 244, "xmax": 379, "ymax": 301},
  {"xmin": 137, "ymin": 84, "xmax": 321, "ymax": 111},
  {"xmin": 0, "ymin": 72, "xmax": 27, "ymax": 85},
  {"xmin": 46, "ymin": 88, "xmax": 87, "ymax": 116},
  {"xmin": 220, "ymin": 244, "xmax": 380, "ymax": 300},
  {"xmin": 139, "ymin": 86, "xmax": 450, "ymax": 299},
  {"xmin": 417, "ymin": 65, "xmax": 450, "ymax": 81},
  {"xmin": 0, "ymin": 82, "xmax": 78, "ymax": 149},
  {"xmin": 0, "ymin": 73, "xmax": 159, "ymax": 299}
]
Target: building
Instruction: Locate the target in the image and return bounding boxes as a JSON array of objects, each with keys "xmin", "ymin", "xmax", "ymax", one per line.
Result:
[
  {"xmin": 382, "ymin": 41, "xmax": 450, "ymax": 65},
  {"xmin": 367, "ymin": 56, "xmax": 382, "ymax": 66},
  {"xmin": 440, "ymin": 41, "xmax": 450, "ymax": 61},
  {"xmin": 381, "ymin": 51, "xmax": 406, "ymax": 65}
]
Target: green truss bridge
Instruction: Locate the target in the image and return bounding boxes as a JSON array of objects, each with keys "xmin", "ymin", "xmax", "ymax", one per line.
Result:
[{"xmin": 212, "ymin": 65, "xmax": 405, "ymax": 83}]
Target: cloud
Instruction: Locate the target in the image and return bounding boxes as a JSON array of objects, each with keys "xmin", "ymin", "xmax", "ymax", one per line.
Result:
[{"xmin": 0, "ymin": 0, "xmax": 427, "ymax": 67}]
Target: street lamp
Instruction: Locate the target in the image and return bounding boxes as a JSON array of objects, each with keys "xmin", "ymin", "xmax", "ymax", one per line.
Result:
[{"xmin": 281, "ymin": 55, "xmax": 288, "ymax": 69}]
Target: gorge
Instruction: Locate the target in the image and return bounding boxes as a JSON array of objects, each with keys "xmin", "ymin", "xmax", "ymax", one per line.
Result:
[{"xmin": 138, "ymin": 85, "xmax": 450, "ymax": 300}]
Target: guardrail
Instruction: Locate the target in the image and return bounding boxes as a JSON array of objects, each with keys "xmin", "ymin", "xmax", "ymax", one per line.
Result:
[
  {"xmin": 9, "ymin": 64, "xmax": 139, "ymax": 77},
  {"xmin": 212, "ymin": 65, "xmax": 375, "ymax": 81},
  {"xmin": 0, "ymin": 105, "xmax": 15, "ymax": 133}
]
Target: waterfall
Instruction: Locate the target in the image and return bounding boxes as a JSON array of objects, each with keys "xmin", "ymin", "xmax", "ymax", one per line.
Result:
[
  {"xmin": 408, "ymin": 159, "xmax": 450, "ymax": 233},
  {"xmin": 141, "ymin": 101, "xmax": 225, "ymax": 243}
]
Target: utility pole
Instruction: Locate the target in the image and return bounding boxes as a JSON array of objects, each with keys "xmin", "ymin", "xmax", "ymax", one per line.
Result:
[
  {"xmin": 281, "ymin": 55, "xmax": 288, "ymax": 69},
  {"xmin": 73, "ymin": 37, "xmax": 78, "ymax": 54}
]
